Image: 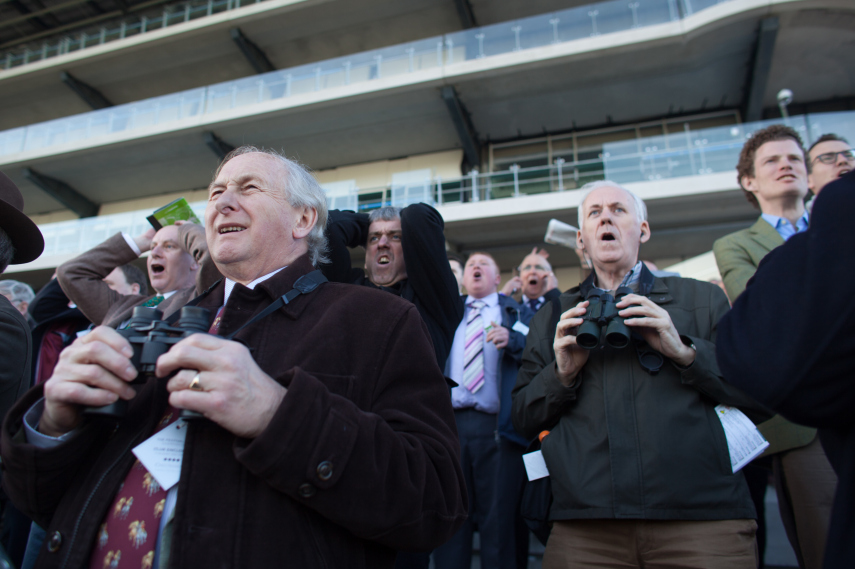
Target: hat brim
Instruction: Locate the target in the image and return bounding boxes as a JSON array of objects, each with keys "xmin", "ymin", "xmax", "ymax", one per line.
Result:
[{"xmin": 0, "ymin": 199, "xmax": 44, "ymax": 265}]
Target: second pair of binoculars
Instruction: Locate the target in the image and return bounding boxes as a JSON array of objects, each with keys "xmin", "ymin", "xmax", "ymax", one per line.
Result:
[
  {"xmin": 576, "ymin": 286, "xmax": 636, "ymax": 350},
  {"xmin": 84, "ymin": 305, "xmax": 211, "ymax": 420}
]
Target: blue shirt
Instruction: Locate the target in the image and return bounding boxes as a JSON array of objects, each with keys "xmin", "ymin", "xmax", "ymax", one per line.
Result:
[{"xmin": 761, "ymin": 212, "xmax": 810, "ymax": 242}]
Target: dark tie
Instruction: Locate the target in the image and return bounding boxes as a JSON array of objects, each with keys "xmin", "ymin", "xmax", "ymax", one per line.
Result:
[{"xmin": 528, "ymin": 298, "xmax": 540, "ymax": 312}]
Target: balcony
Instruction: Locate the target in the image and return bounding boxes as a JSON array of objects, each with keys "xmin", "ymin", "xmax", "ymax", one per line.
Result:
[
  {"xmin": 9, "ymin": 109, "xmax": 850, "ymax": 276},
  {"xmin": 0, "ymin": 0, "xmax": 739, "ymax": 161}
]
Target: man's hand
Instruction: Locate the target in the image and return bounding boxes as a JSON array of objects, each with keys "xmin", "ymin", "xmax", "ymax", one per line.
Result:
[
  {"xmin": 546, "ymin": 272, "xmax": 559, "ymax": 291},
  {"xmin": 617, "ymin": 294, "xmax": 695, "ymax": 366},
  {"xmin": 486, "ymin": 322, "xmax": 510, "ymax": 349},
  {"xmin": 158, "ymin": 334, "xmax": 287, "ymax": 438},
  {"xmin": 501, "ymin": 276, "xmax": 522, "ymax": 296},
  {"xmin": 133, "ymin": 228, "xmax": 156, "ymax": 254},
  {"xmin": 41, "ymin": 327, "xmax": 138, "ymax": 437},
  {"xmin": 553, "ymin": 301, "xmax": 591, "ymax": 386}
]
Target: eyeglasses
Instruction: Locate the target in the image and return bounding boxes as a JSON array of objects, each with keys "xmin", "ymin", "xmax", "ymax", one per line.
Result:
[
  {"xmin": 519, "ymin": 264, "xmax": 549, "ymax": 273},
  {"xmin": 812, "ymin": 149, "xmax": 855, "ymax": 165}
]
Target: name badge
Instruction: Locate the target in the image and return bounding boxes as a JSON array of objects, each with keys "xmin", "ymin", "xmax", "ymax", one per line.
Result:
[{"xmin": 132, "ymin": 420, "xmax": 187, "ymax": 491}]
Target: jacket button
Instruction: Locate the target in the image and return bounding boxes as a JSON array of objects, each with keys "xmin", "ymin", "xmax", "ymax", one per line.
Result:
[
  {"xmin": 298, "ymin": 483, "xmax": 316, "ymax": 498},
  {"xmin": 316, "ymin": 461, "xmax": 333, "ymax": 481},
  {"xmin": 47, "ymin": 531, "xmax": 62, "ymax": 552}
]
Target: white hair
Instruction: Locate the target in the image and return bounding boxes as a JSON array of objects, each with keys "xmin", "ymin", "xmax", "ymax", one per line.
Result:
[
  {"xmin": 0, "ymin": 279, "xmax": 34, "ymax": 305},
  {"xmin": 577, "ymin": 181, "xmax": 648, "ymax": 228},
  {"xmin": 214, "ymin": 146, "xmax": 329, "ymax": 266}
]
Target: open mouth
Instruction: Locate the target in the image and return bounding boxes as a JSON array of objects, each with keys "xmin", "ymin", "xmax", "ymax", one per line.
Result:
[
  {"xmin": 600, "ymin": 232, "xmax": 616, "ymax": 241},
  {"xmin": 219, "ymin": 225, "xmax": 246, "ymax": 234},
  {"xmin": 528, "ymin": 278, "xmax": 538, "ymax": 285},
  {"xmin": 150, "ymin": 263, "xmax": 165, "ymax": 275},
  {"xmin": 377, "ymin": 254, "xmax": 391, "ymax": 265},
  {"xmin": 839, "ymin": 168, "xmax": 851, "ymax": 177},
  {"xmin": 472, "ymin": 269, "xmax": 483, "ymax": 279}
]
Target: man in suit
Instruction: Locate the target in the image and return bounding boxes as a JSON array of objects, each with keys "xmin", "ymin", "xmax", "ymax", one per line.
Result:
[
  {"xmin": 58, "ymin": 221, "xmax": 220, "ymax": 328},
  {"xmin": 2, "ymin": 147, "xmax": 466, "ymax": 568},
  {"xmin": 434, "ymin": 252, "xmax": 532, "ymax": 569},
  {"xmin": 500, "ymin": 248, "xmax": 560, "ymax": 313},
  {"xmin": 713, "ymin": 124, "xmax": 837, "ymax": 569},
  {"xmin": 716, "ymin": 171, "xmax": 855, "ymax": 569}
]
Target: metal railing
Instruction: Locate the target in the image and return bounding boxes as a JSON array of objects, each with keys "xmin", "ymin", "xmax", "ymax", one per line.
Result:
[
  {"xmin": 0, "ymin": 0, "xmax": 737, "ymax": 159},
  {"xmin": 2, "ymin": 0, "xmax": 267, "ymax": 71},
  {"xmin": 29, "ymin": 109, "xmax": 855, "ymax": 263},
  {"xmin": 602, "ymin": 111, "xmax": 855, "ymax": 183}
]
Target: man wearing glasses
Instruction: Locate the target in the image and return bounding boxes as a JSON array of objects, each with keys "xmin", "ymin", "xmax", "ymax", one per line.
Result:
[
  {"xmin": 500, "ymin": 248, "xmax": 560, "ymax": 313},
  {"xmin": 808, "ymin": 134, "xmax": 853, "ymax": 199}
]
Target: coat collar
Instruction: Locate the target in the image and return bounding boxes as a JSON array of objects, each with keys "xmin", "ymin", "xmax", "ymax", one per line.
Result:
[
  {"xmin": 197, "ymin": 254, "xmax": 318, "ymax": 322},
  {"xmin": 576, "ymin": 263, "xmax": 673, "ymax": 305},
  {"xmin": 748, "ymin": 216, "xmax": 785, "ymax": 254}
]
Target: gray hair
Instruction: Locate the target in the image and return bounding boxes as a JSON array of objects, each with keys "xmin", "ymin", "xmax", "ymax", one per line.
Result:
[
  {"xmin": 368, "ymin": 206, "xmax": 402, "ymax": 224},
  {"xmin": 214, "ymin": 146, "xmax": 329, "ymax": 266},
  {"xmin": 0, "ymin": 279, "xmax": 34, "ymax": 305},
  {"xmin": 577, "ymin": 181, "xmax": 648, "ymax": 228},
  {"xmin": 0, "ymin": 227, "xmax": 14, "ymax": 274}
]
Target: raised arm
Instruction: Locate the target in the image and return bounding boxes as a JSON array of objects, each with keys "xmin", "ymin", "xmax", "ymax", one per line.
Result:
[{"xmin": 56, "ymin": 233, "xmax": 148, "ymax": 326}]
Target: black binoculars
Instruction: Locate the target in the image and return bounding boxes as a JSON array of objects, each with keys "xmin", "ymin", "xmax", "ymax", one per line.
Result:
[
  {"xmin": 575, "ymin": 286, "xmax": 634, "ymax": 350},
  {"xmin": 84, "ymin": 305, "xmax": 211, "ymax": 419}
]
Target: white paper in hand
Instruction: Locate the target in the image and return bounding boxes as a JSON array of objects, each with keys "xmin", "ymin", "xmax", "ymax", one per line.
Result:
[{"xmin": 715, "ymin": 405, "xmax": 770, "ymax": 473}]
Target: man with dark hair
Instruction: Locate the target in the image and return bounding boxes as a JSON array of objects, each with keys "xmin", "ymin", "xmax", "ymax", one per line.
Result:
[
  {"xmin": 714, "ymin": 125, "xmax": 837, "ymax": 569},
  {"xmin": 808, "ymin": 134, "xmax": 853, "ymax": 198},
  {"xmin": 1, "ymin": 147, "xmax": 466, "ymax": 569},
  {"xmin": 102, "ymin": 264, "xmax": 149, "ymax": 298},
  {"xmin": 447, "ymin": 252, "xmax": 464, "ymax": 294},
  {"xmin": 434, "ymin": 251, "xmax": 532, "ymax": 569}
]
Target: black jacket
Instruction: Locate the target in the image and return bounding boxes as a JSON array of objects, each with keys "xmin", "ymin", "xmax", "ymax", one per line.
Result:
[
  {"xmin": 717, "ymin": 171, "xmax": 855, "ymax": 569},
  {"xmin": 322, "ymin": 204, "xmax": 463, "ymax": 368},
  {"xmin": 513, "ymin": 266, "xmax": 763, "ymax": 521},
  {"xmin": 0, "ymin": 295, "xmax": 31, "ymax": 423}
]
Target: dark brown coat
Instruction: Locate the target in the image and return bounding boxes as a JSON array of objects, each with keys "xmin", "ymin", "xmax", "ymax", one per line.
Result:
[{"xmin": 2, "ymin": 255, "xmax": 467, "ymax": 569}]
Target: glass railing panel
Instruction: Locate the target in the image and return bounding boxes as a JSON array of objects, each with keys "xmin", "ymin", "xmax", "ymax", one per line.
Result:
[
  {"xmin": 0, "ymin": 128, "xmax": 26, "ymax": 156},
  {"xmin": 805, "ymin": 111, "xmax": 855, "ymax": 145}
]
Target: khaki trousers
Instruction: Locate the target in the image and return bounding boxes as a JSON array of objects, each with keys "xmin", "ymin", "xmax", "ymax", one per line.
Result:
[
  {"xmin": 543, "ymin": 519, "xmax": 757, "ymax": 569},
  {"xmin": 774, "ymin": 435, "xmax": 838, "ymax": 569}
]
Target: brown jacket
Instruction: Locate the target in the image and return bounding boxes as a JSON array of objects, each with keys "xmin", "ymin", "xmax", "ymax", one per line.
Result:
[
  {"xmin": 57, "ymin": 225, "xmax": 220, "ymax": 328},
  {"xmin": 2, "ymin": 255, "xmax": 467, "ymax": 569}
]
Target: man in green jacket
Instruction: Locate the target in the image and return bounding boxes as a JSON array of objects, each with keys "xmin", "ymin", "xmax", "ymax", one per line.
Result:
[
  {"xmin": 513, "ymin": 181, "xmax": 764, "ymax": 569},
  {"xmin": 713, "ymin": 124, "xmax": 837, "ymax": 569}
]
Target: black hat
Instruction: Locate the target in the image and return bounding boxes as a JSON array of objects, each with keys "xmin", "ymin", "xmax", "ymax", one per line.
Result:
[{"xmin": 0, "ymin": 171, "xmax": 44, "ymax": 264}]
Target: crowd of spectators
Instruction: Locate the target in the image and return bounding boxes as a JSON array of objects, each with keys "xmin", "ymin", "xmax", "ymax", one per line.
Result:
[{"xmin": 0, "ymin": 131, "xmax": 851, "ymax": 569}]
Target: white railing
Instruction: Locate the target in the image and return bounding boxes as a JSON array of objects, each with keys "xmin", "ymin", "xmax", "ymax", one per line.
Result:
[{"xmin": 0, "ymin": 0, "xmax": 737, "ymax": 159}]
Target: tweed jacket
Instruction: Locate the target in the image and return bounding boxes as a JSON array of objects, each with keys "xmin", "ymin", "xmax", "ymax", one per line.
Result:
[
  {"xmin": 1, "ymin": 254, "xmax": 467, "ymax": 569},
  {"xmin": 713, "ymin": 216, "xmax": 816, "ymax": 455},
  {"xmin": 57, "ymin": 225, "xmax": 220, "ymax": 328}
]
